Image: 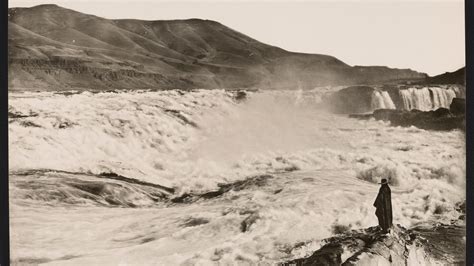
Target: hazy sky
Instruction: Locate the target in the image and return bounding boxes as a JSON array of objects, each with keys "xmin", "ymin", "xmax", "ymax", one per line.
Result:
[{"xmin": 10, "ymin": 0, "xmax": 465, "ymax": 76}]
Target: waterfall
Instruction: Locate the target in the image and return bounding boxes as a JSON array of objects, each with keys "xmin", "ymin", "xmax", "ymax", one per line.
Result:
[
  {"xmin": 399, "ymin": 87, "xmax": 458, "ymax": 111},
  {"xmin": 371, "ymin": 90, "xmax": 396, "ymax": 110}
]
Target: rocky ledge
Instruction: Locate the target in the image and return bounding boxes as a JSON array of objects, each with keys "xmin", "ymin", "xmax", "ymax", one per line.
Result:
[
  {"xmin": 349, "ymin": 98, "xmax": 465, "ymax": 131},
  {"xmin": 284, "ymin": 223, "xmax": 465, "ymax": 265}
]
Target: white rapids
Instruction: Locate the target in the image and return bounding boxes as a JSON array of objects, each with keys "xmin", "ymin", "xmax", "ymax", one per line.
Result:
[
  {"xmin": 398, "ymin": 86, "xmax": 459, "ymax": 111},
  {"xmin": 371, "ymin": 90, "xmax": 396, "ymax": 110},
  {"xmin": 9, "ymin": 89, "xmax": 465, "ymax": 265}
]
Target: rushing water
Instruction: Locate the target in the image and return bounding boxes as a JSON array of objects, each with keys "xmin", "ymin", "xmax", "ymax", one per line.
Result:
[
  {"xmin": 369, "ymin": 86, "xmax": 461, "ymax": 111},
  {"xmin": 399, "ymin": 87, "xmax": 459, "ymax": 111},
  {"xmin": 371, "ymin": 90, "xmax": 396, "ymax": 110},
  {"xmin": 9, "ymin": 89, "xmax": 465, "ymax": 264}
]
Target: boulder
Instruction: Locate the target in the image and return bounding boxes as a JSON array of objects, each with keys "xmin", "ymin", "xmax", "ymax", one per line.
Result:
[
  {"xmin": 430, "ymin": 108, "xmax": 452, "ymax": 118},
  {"xmin": 450, "ymin": 98, "xmax": 465, "ymax": 115},
  {"xmin": 325, "ymin": 86, "xmax": 375, "ymax": 114},
  {"xmin": 234, "ymin": 90, "xmax": 247, "ymax": 102}
]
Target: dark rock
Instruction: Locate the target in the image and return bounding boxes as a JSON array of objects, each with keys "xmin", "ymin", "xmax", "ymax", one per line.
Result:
[
  {"xmin": 140, "ymin": 237, "xmax": 156, "ymax": 244},
  {"xmin": 99, "ymin": 172, "xmax": 175, "ymax": 193},
  {"xmin": 55, "ymin": 120, "xmax": 77, "ymax": 129},
  {"xmin": 352, "ymin": 108, "xmax": 464, "ymax": 131},
  {"xmin": 164, "ymin": 109, "xmax": 199, "ymax": 128},
  {"xmin": 373, "ymin": 109, "xmax": 397, "ymax": 121},
  {"xmin": 241, "ymin": 213, "xmax": 260, "ymax": 232},
  {"xmin": 348, "ymin": 113, "xmax": 372, "ymax": 120},
  {"xmin": 274, "ymin": 188, "xmax": 283, "ymax": 194},
  {"xmin": 170, "ymin": 193, "xmax": 194, "ymax": 204},
  {"xmin": 8, "ymin": 111, "xmax": 38, "ymax": 119},
  {"xmin": 170, "ymin": 174, "xmax": 274, "ymax": 204},
  {"xmin": 284, "ymin": 224, "xmax": 465, "ymax": 265},
  {"xmin": 450, "ymin": 98, "xmax": 465, "ymax": 115},
  {"xmin": 411, "ymin": 224, "xmax": 466, "ymax": 264},
  {"xmin": 332, "ymin": 224, "xmax": 352, "ymax": 235},
  {"xmin": 455, "ymin": 201, "xmax": 466, "ymax": 214},
  {"xmin": 234, "ymin": 91, "xmax": 247, "ymax": 102},
  {"xmin": 285, "ymin": 243, "xmax": 343, "ymax": 265},
  {"xmin": 325, "ymin": 86, "xmax": 375, "ymax": 114},
  {"xmin": 430, "ymin": 108, "xmax": 452, "ymax": 118},
  {"xmin": 181, "ymin": 217, "xmax": 210, "ymax": 227},
  {"xmin": 11, "ymin": 170, "xmax": 173, "ymax": 207},
  {"xmin": 19, "ymin": 121, "xmax": 42, "ymax": 128}
]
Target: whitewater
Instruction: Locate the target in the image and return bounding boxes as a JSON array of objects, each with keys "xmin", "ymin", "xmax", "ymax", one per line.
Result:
[{"xmin": 9, "ymin": 88, "xmax": 465, "ymax": 264}]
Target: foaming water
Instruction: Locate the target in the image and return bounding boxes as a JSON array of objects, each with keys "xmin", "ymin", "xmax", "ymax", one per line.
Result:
[
  {"xmin": 371, "ymin": 90, "xmax": 396, "ymax": 110},
  {"xmin": 369, "ymin": 86, "xmax": 461, "ymax": 112},
  {"xmin": 9, "ymin": 89, "xmax": 340, "ymax": 193},
  {"xmin": 9, "ymin": 89, "xmax": 465, "ymax": 264},
  {"xmin": 399, "ymin": 86, "xmax": 459, "ymax": 111}
]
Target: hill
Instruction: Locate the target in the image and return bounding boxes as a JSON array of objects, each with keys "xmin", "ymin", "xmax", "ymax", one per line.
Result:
[
  {"xmin": 8, "ymin": 4, "xmax": 428, "ymax": 91},
  {"xmin": 423, "ymin": 67, "xmax": 465, "ymax": 85}
]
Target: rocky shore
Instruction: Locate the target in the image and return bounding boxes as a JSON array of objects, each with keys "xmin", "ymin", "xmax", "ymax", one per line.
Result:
[
  {"xmin": 284, "ymin": 223, "xmax": 465, "ymax": 265},
  {"xmin": 349, "ymin": 98, "xmax": 465, "ymax": 131}
]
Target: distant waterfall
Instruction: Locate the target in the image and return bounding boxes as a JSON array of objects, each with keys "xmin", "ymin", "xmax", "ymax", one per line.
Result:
[
  {"xmin": 399, "ymin": 87, "xmax": 458, "ymax": 111},
  {"xmin": 371, "ymin": 90, "xmax": 396, "ymax": 110}
]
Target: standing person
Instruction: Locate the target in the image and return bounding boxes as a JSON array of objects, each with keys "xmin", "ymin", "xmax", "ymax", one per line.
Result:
[{"xmin": 373, "ymin": 178, "xmax": 393, "ymax": 233}]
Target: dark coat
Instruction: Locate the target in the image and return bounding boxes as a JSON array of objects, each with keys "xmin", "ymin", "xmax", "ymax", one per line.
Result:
[{"xmin": 373, "ymin": 184, "xmax": 392, "ymax": 231}]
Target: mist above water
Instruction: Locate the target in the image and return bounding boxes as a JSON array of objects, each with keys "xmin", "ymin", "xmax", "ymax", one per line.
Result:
[
  {"xmin": 192, "ymin": 90, "xmax": 349, "ymax": 166},
  {"xmin": 9, "ymin": 89, "xmax": 464, "ymax": 193}
]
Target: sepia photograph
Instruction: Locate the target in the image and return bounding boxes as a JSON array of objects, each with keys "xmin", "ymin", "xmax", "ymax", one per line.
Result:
[{"xmin": 7, "ymin": 0, "xmax": 466, "ymax": 265}]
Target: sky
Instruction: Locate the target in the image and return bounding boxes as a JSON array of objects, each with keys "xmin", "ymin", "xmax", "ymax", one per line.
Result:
[{"xmin": 9, "ymin": 0, "xmax": 465, "ymax": 76}]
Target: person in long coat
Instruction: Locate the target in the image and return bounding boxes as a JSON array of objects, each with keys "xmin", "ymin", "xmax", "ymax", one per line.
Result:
[{"xmin": 373, "ymin": 178, "xmax": 392, "ymax": 233}]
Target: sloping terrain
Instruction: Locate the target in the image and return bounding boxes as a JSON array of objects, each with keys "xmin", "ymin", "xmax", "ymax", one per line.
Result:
[
  {"xmin": 8, "ymin": 4, "xmax": 427, "ymax": 91},
  {"xmin": 422, "ymin": 67, "xmax": 465, "ymax": 85}
]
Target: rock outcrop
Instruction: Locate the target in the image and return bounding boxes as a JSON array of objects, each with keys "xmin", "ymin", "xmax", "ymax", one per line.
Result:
[
  {"xmin": 450, "ymin": 98, "xmax": 466, "ymax": 116},
  {"xmin": 324, "ymin": 86, "xmax": 375, "ymax": 114},
  {"xmin": 284, "ymin": 224, "xmax": 465, "ymax": 265},
  {"xmin": 349, "ymin": 105, "xmax": 465, "ymax": 131}
]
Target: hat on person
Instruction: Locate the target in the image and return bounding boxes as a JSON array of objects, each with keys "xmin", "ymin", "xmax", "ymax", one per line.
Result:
[{"xmin": 379, "ymin": 178, "xmax": 388, "ymax": 184}]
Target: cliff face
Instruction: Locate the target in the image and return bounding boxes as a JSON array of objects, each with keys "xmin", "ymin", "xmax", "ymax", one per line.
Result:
[{"xmin": 8, "ymin": 4, "xmax": 427, "ymax": 91}]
